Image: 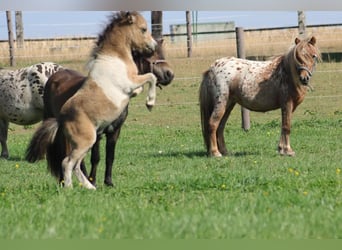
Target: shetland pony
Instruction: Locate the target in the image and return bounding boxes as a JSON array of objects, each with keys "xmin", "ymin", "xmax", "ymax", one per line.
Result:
[
  {"xmin": 199, "ymin": 37, "xmax": 320, "ymax": 157},
  {"xmin": 26, "ymin": 39, "xmax": 174, "ymax": 187},
  {"xmin": 26, "ymin": 11, "xmax": 157, "ymax": 189},
  {"xmin": 0, "ymin": 62, "xmax": 63, "ymax": 158}
]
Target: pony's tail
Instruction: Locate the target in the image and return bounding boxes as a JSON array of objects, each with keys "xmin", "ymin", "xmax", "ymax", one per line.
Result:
[
  {"xmin": 25, "ymin": 118, "xmax": 66, "ymax": 180},
  {"xmin": 199, "ymin": 69, "xmax": 216, "ymax": 154},
  {"xmin": 25, "ymin": 118, "xmax": 59, "ymax": 163},
  {"xmin": 46, "ymin": 124, "xmax": 69, "ymax": 181}
]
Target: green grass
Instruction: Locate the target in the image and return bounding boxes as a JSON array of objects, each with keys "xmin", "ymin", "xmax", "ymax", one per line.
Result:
[
  {"xmin": 0, "ymin": 62, "xmax": 342, "ymax": 239},
  {"xmin": 1, "ymin": 110, "xmax": 342, "ymax": 239}
]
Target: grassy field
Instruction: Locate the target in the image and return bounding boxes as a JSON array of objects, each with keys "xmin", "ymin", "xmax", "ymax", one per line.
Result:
[{"xmin": 0, "ymin": 33, "xmax": 342, "ymax": 238}]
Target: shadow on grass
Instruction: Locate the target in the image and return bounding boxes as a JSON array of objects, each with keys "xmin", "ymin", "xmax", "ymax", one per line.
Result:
[
  {"xmin": 150, "ymin": 150, "xmax": 259, "ymax": 159},
  {"xmin": 1, "ymin": 155, "xmax": 26, "ymax": 162}
]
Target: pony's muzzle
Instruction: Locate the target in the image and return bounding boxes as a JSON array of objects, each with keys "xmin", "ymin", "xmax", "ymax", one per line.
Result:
[
  {"xmin": 298, "ymin": 66, "xmax": 313, "ymax": 85},
  {"xmin": 144, "ymin": 38, "xmax": 158, "ymax": 57}
]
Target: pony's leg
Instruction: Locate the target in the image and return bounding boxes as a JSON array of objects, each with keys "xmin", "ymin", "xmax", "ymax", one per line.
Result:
[
  {"xmin": 103, "ymin": 106, "xmax": 128, "ymax": 187},
  {"xmin": 206, "ymin": 80, "xmax": 230, "ymax": 157},
  {"xmin": 131, "ymin": 86, "xmax": 144, "ymax": 97},
  {"xmin": 88, "ymin": 136, "xmax": 102, "ymax": 186},
  {"xmin": 74, "ymin": 160, "xmax": 96, "ymax": 190},
  {"xmin": 130, "ymin": 73, "xmax": 157, "ymax": 110},
  {"xmin": 62, "ymin": 155, "xmax": 75, "ymax": 188},
  {"xmin": 62, "ymin": 150, "xmax": 96, "ymax": 190},
  {"xmin": 62, "ymin": 119, "xmax": 97, "ymax": 189},
  {"xmin": 278, "ymin": 102, "xmax": 295, "ymax": 156},
  {"xmin": 0, "ymin": 119, "xmax": 9, "ymax": 159},
  {"xmin": 208, "ymin": 100, "xmax": 229, "ymax": 157},
  {"xmin": 80, "ymin": 161, "xmax": 88, "ymax": 179},
  {"xmin": 104, "ymin": 126, "xmax": 122, "ymax": 187},
  {"xmin": 217, "ymin": 101, "xmax": 236, "ymax": 156}
]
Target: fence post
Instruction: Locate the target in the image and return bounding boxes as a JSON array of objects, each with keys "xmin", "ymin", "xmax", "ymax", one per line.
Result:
[
  {"xmin": 6, "ymin": 11, "xmax": 16, "ymax": 67},
  {"xmin": 186, "ymin": 11, "xmax": 192, "ymax": 58},
  {"xmin": 151, "ymin": 11, "xmax": 163, "ymax": 40},
  {"xmin": 15, "ymin": 11, "xmax": 24, "ymax": 48},
  {"xmin": 235, "ymin": 27, "xmax": 250, "ymax": 131}
]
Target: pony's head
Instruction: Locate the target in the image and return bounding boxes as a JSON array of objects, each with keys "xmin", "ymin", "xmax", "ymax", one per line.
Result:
[
  {"xmin": 93, "ymin": 11, "xmax": 157, "ymax": 58},
  {"xmin": 293, "ymin": 36, "xmax": 320, "ymax": 85},
  {"xmin": 133, "ymin": 38, "xmax": 174, "ymax": 87}
]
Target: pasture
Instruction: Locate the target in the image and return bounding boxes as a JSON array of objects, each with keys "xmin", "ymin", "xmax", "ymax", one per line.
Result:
[{"xmin": 0, "ymin": 34, "xmax": 342, "ymax": 238}]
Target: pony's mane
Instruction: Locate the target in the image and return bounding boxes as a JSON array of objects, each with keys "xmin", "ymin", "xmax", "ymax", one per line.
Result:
[
  {"xmin": 89, "ymin": 11, "xmax": 140, "ymax": 59},
  {"xmin": 291, "ymin": 37, "xmax": 321, "ymax": 66}
]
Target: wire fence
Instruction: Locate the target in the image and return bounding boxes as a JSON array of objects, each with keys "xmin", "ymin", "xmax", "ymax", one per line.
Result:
[{"xmin": 0, "ymin": 23, "xmax": 341, "ymax": 109}]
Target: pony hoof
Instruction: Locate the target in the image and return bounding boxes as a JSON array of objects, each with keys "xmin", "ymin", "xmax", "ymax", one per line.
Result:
[
  {"xmin": 146, "ymin": 103, "xmax": 154, "ymax": 111},
  {"xmin": 209, "ymin": 151, "xmax": 222, "ymax": 157},
  {"xmin": 279, "ymin": 149, "xmax": 296, "ymax": 157},
  {"xmin": 1, "ymin": 153, "xmax": 9, "ymax": 159},
  {"xmin": 83, "ymin": 182, "xmax": 96, "ymax": 190},
  {"xmin": 104, "ymin": 181, "xmax": 114, "ymax": 187}
]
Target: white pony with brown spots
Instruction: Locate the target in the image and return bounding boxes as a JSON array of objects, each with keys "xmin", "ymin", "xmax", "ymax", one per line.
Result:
[
  {"xmin": 0, "ymin": 62, "xmax": 63, "ymax": 158},
  {"xmin": 27, "ymin": 11, "xmax": 157, "ymax": 189},
  {"xmin": 199, "ymin": 37, "xmax": 320, "ymax": 157}
]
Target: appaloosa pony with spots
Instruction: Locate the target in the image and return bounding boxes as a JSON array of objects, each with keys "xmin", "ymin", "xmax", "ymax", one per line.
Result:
[
  {"xmin": 26, "ymin": 11, "xmax": 158, "ymax": 189},
  {"xmin": 0, "ymin": 62, "xmax": 63, "ymax": 158},
  {"xmin": 199, "ymin": 37, "xmax": 320, "ymax": 157},
  {"xmin": 26, "ymin": 38, "xmax": 174, "ymax": 187}
]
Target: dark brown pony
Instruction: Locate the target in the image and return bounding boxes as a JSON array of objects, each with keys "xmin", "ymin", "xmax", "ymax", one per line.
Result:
[
  {"xmin": 26, "ymin": 11, "xmax": 160, "ymax": 189},
  {"xmin": 199, "ymin": 37, "xmax": 320, "ymax": 157},
  {"xmin": 26, "ymin": 39, "xmax": 173, "ymax": 187}
]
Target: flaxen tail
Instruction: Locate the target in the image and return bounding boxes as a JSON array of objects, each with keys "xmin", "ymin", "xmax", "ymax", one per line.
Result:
[
  {"xmin": 199, "ymin": 69, "xmax": 216, "ymax": 154},
  {"xmin": 25, "ymin": 118, "xmax": 66, "ymax": 180}
]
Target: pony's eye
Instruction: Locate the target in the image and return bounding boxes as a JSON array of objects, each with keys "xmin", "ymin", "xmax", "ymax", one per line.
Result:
[
  {"xmin": 141, "ymin": 28, "xmax": 147, "ymax": 33},
  {"xmin": 313, "ymin": 54, "xmax": 317, "ymax": 59}
]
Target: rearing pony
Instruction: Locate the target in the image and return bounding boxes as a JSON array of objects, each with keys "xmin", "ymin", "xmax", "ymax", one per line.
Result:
[
  {"xmin": 26, "ymin": 39, "xmax": 174, "ymax": 187},
  {"xmin": 199, "ymin": 37, "xmax": 320, "ymax": 157},
  {"xmin": 27, "ymin": 11, "xmax": 157, "ymax": 189}
]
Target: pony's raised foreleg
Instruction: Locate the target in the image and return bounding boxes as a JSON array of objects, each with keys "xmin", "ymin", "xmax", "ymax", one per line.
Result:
[
  {"xmin": 278, "ymin": 102, "xmax": 295, "ymax": 156},
  {"xmin": 130, "ymin": 73, "xmax": 157, "ymax": 110},
  {"xmin": 0, "ymin": 119, "xmax": 9, "ymax": 158}
]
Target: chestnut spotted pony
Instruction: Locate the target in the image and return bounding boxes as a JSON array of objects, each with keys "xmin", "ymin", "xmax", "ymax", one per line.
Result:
[{"xmin": 199, "ymin": 37, "xmax": 320, "ymax": 157}]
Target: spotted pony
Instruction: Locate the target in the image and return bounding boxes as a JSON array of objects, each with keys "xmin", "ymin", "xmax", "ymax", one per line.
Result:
[
  {"xmin": 0, "ymin": 62, "xmax": 63, "ymax": 158},
  {"xmin": 199, "ymin": 37, "xmax": 320, "ymax": 157}
]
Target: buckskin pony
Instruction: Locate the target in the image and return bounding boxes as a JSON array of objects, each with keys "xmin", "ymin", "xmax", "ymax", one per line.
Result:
[
  {"xmin": 26, "ymin": 38, "xmax": 174, "ymax": 187},
  {"xmin": 26, "ymin": 11, "xmax": 158, "ymax": 189},
  {"xmin": 199, "ymin": 37, "xmax": 320, "ymax": 157}
]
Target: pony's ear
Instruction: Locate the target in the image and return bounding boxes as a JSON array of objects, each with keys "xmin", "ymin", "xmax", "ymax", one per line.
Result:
[
  {"xmin": 295, "ymin": 37, "xmax": 301, "ymax": 44},
  {"xmin": 119, "ymin": 11, "xmax": 135, "ymax": 24},
  {"xmin": 309, "ymin": 36, "xmax": 316, "ymax": 45},
  {"xmin": 125, "ymin": 12, "xmax": 135, "ymax": 24}
]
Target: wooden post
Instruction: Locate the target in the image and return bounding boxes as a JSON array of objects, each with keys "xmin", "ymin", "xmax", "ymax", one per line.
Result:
[
  {"xmin": 151, "ymin": 11, "xmax": 163, "ymax": 40},
  {"xmin": 297, "ymin": 11, "xmax": 306, "ymax": 39},
  {"xmin": 15, "ymin": 11, "xmax": 24, "ymax": 48},
  {"xmin": 186, "ymin": 11, "xmax": 192, "ymax": 58},
  {"xmin": 235, "ymin": 27, "xmax": 250, "ymax": 131},
  {"xmin": 6, "ymin": 11, "xmax": 15, "ymax": 67}
]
